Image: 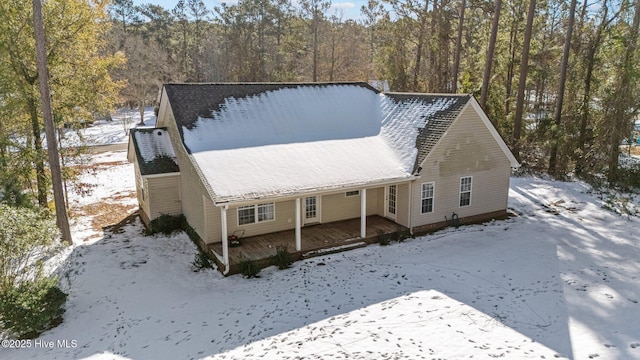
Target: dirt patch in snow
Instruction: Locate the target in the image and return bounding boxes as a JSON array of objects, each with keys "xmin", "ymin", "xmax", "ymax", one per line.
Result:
[{"xmin": 70, "ymin": 193, "xmax": 137, "ymax": 233}]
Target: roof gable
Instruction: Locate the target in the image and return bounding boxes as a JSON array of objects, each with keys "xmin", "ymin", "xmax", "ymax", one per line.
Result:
[{"xmin": 129, "ymin": 128, "xmax": 179, "ymax": 175}]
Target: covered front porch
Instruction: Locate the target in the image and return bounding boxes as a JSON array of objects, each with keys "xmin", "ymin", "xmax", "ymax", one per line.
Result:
[{"xmin": 208, "ymin": 215, "xmax": 407, "ymax": 274}]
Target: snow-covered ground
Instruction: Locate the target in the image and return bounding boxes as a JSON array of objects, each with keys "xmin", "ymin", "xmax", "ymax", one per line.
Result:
[
  {"xmin": 2, "ymin": 110, "xmax": 640, "ymax": 359},
  {"xmin": 60, "ymin": 108, "xmax": 156, "ymax": 147}
]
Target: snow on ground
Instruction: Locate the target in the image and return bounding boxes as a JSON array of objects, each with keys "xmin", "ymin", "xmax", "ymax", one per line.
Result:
[
  {"xmin": 2, "ymin": 150, "xmax": 640, "ymax": 359},
  {"xmin": 60, "ymin": 108, "xmax": 156, "ymax": 148}
]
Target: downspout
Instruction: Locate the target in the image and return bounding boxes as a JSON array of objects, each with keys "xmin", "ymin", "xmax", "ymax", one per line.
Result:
[
  {"xmin": 408, "ymin": 181, "xmax": 413, "ymax": 235},
  {"xmin": 220, "ymin": 204, "xmax": 230, "ymax": 275}
]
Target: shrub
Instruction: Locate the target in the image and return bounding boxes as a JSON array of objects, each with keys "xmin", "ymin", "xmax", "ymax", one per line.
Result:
[
  {"xmin": 397, "ymin": 230, "xmax": 413, "ymax": 243},
  {"xmin": 0, "ymin": 205, "xmax": 59, "ymax": 290},
  {"xmin": 192, "ymin": 252, "xmax": 214, "ymax": 272},
  {"xmin": 0, "ymin": 277, "xmax": 67, "ymax": 339},
  {"xmin": 378, "ymin": 230, "xmax": 413, "ymax": 246},
  {"xmin": 147, "ymin": 214, "xmax": 186, "ymax": 235},
  {"xmin": 271, "ymin": 245, "xmax": 293, "ymax": 270},
  {"xmin": 378, "ymin": 230, "xmax": 392, "ymax": 246},
  {"xmin": 239, "ymin": 257, "xmax": 261, "ymax": 278}
]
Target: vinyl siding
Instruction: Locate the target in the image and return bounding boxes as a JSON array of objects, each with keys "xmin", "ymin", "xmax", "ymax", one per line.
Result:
[
  {"xmin": 133, "ymin": 161, "xmax": 151, "ymax": 225},
  {"xmin": 147, "ymin": 175, "xmax": 181, "ymax": 219},
  {"xmin": 396, "ymin": 183, "xmax": 410, "ymax": 227},
  {"xmin": 203, "ymin": 196, "xmax": 221, "ymax": 244},
  {"xmin": 366, "ymin": 188, "xmax": 381, "ymax": 215},
  {"xmin": 162, "ymin": 104, "xmax": 217, "ymax": 243},
  {"xmin": 411, "ymin": 103, "xmax": 512, "ymax": 227},
  {"xmin": 323, "ymin": 191, "xmax": 361, "ymax": 223}
]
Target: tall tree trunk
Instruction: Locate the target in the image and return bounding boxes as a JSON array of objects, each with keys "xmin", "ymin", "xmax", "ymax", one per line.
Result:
[
  {"xmin": 33, "ymin": 0, "xmax": 72, "ymax": 242},
  {"xmin": 606, "ymin": 0, "xmax": 640, "ymax": 182},
  {"xmin": 312, "ymin": 16, "xmax": 318, "ymax": 82},
  {"xmin": 452, "ymin": 0, "xmax": 466, "ymax": 93},
  {"xmin": 576, "ymin": 0, "xmax": 610, "ymax": 175},
  {"xmin": 28, "ymin": 94, "xmax": 48, "ymax": 208},
  {"xmin": 548, "ymin": 0, "xmax": 577, "ymax": 177},
  {"xmin": 413, "ymin": 0, "xmax": 430, "ymax": 91},
  {"xmin": 512, "ymin": 0, "xmax": 537, "ymax": 161},
  {"xmin": 480, "ymin": 0, "xmax": 502, "ymax": 109}
]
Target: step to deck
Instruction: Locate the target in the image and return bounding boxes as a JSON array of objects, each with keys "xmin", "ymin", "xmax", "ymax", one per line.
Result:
[{"xmin": 301, "ymin": 241, "xmax": 368, "ymax": 259}]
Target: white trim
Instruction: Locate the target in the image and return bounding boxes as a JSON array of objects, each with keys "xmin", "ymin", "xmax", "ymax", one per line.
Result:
[
  {"xmin": 221, "ymin": 204, "xmax": 229, "ymax": 275},
  {"xmin": 360, "ymin": 188, "xmax": 367, "ymax": 238},
  {"xmin": 420, "ymin": 182, "xmax": 435, "ymax": 214},
  {"xmin": 468, "ymin": 97, "xmax": 520, "ymax": 168},
  {"xmin": 295, "ymin": 198, "xmax": 301, "ymax": 251},
  {"xmin": 459, "ymin": 176, "xmax": 472, "ymax": 207},
  {"xmin": 141, "ymin": 172, "xmax": 181, "ymax": 179},
  {"xmin": 408, "ymin": 181, "xmax": 413, "ymax": 234}
]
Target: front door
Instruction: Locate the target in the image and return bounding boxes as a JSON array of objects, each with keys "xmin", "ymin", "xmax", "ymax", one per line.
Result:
[
  {"xmin": 385, "ymin": 185, "xmax": 397, "ymax": 220},
  {"xmin": 304, "ymin": 196, "xmax": 320, "ymax": 224}
]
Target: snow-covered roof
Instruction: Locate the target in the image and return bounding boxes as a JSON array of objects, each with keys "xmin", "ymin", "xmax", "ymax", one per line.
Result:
[
  {"xmin": 129, "ymin": 128, "xmax": 179, "ymax": 176},
  {"xmin": 164, "ymin": 83, "xmax": 470, "ymax": 202}
]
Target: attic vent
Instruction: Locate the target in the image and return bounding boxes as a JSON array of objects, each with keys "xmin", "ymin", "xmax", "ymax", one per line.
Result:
[{"xmin": 157, "ymin": 131, "xmax": 162, "ymax": 136}]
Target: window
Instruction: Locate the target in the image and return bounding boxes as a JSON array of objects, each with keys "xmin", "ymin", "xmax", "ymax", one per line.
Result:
[
  {"xmin": 305, "ymin": 197, "xmax": 317, "ymax": 219},
  {"xmin": 345, "ymin": 190, "xmax": 360, "ymax": 197},
  {"xmin": 459, "ymin": 176, "xmax": 472, "ymax": 207},
  {"xmin": 238, "ymin": 203, "xmax": 275, "ymax": 225},
  {"xmin": 257, "ymin": 203, "xmax": 275, "ymax": 222},
  {"xmin": 238, "ymin": 206, "xmax": 256, "ymax": 225},
  {"xmin": 421, "ymin": 182, "xmax": 434, "ymax": 213}
]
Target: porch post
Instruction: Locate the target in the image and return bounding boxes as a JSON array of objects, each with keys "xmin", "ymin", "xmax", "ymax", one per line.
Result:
[
  {"xmin": 221, "ymin": 205, "xmax": 229, "ymax": 269},
  {"xmin": 295, "ymin": 198, "xmax": 301, "ymax": 251},
  {"xmin": 360, "ymin": 188, "xmax": 367, "ymax": 238}
]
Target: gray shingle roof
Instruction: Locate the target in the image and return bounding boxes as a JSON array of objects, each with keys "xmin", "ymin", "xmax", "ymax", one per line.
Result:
[
  {"xmin": 163, "ymin": 82, "xmax": 379, "ymax": 153},
  {"xmin": 130, "ymin": 128, "xmax": 179, "ymax": 175}
]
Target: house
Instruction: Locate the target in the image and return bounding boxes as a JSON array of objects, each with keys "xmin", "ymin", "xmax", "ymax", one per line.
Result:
[{"xmin": 128, "ymin": 82, "xmax": 519, "ymax": 274}]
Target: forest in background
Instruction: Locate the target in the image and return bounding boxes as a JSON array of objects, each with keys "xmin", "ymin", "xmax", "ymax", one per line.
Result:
[{"xmin": 1, "ymin": 0, "xmax": 640, "ymax": 212}]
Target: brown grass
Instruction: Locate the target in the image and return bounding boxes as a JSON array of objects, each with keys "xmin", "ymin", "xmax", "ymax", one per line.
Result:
[
  {"xmin": 621, "ymin": 145, "xmax": 640, "ymax": 156},
  {"xmin": 73, "ymin": 202, "xmax": 137, "ymax": 232},
  {"xmin": 72, "ymin": 160, "xmax": 129, "ymax": 175}
]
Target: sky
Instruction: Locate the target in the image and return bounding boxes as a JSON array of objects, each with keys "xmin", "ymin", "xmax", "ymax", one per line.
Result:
[{"xmin": 132, "ymin": 0, "xmax": 368, "ymax": 21}]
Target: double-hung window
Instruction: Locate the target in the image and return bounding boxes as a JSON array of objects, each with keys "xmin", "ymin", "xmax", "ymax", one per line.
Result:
[
  {"xmin": 238, "ymin": 203, "xmax": 275, "ymax": 225},
  {"xmin": 421, "ymin": 182, "xmax": 434, "ymax": 213},
  {"xmin": 459, "ymin": 176, "xmax": 472, "ymax": 207}
]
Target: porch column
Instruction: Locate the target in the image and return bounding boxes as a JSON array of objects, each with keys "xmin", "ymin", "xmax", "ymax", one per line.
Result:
[
  {"xmin": 295, "ymin": 198, "xmax": 301, "ymax": 251},
  {"xmin": 360, "ymin": 188, "xmax": 367, "ymax": 238},
  {"xmin": 221, "ymin": 205, "xmax": 229, "ymax": 268}
]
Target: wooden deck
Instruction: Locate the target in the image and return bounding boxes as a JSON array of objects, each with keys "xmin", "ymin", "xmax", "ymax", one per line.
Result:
[{"xmin": 208, "ymin": 215, "xmax": 406, "ymax": 271}]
